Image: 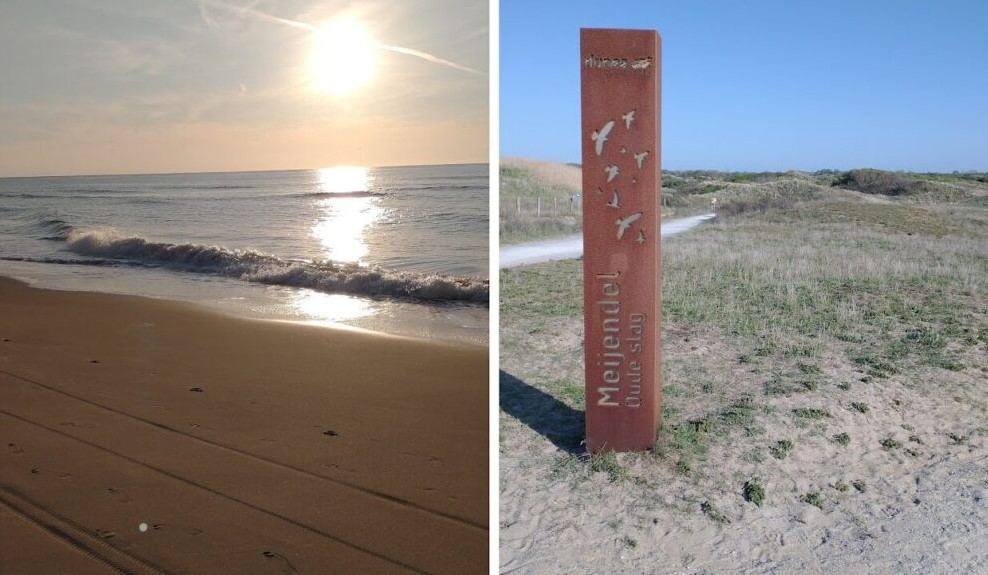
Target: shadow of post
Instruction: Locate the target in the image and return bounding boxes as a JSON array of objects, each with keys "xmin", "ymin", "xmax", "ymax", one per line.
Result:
[{"xmin": 499, "ymin": 370, "xmax": 585, "ymax": 453}]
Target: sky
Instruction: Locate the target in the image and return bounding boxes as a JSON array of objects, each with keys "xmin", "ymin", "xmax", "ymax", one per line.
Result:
[
  {"xmin": 500, "ymin": 0, "xmax": 988, "ymax": 172},
  {"xmin": 0, "ymin": 0, "xmax": 488, "ymax": 177}
]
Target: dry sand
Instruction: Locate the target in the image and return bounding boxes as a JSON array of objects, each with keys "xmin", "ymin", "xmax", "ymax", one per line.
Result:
[
  {"xmin": 0, "ymin": 277, "xmax": 487, "ymax": 574},
  {"xmin": 500, "ymin": 317, "xmax": 988, "ymax": 574}
]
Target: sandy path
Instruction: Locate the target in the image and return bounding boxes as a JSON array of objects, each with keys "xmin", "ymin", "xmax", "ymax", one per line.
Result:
[{"xmin": 500, "ymin": 214, "xmax": 716, "ymax": 268}]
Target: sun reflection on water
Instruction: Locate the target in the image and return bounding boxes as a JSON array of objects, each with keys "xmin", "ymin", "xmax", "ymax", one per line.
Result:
[
  {"xmin": 293, "ymin": 289, "xmax": 376, "ymax": 323},
  {"xmin": 310, "ymin": 166, "xmax": 383, "ymax": 264}
]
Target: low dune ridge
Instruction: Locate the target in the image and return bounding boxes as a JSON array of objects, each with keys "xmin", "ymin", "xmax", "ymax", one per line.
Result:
[
  {"xmin": 501, "ymin": 157, "xmax": 583, "ymax": 193},
  {"xmin": 0, "ymin": 277, "xmax": 487, "ymax": 574}
]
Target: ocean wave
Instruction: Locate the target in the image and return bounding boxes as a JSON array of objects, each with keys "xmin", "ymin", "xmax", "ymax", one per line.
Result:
[
  {"xmin": 39, "ymin": 217, "xmax": 74, "ymax": 240},
  {"xmin": 158, "ymin": 185, "xmax": 256, "ymax": 190},
  {"xmin": 3, "ymin": 191, "xmax": 173, "ymax": 201},
  {"xmin": 291, "ymin": 191, "xmax": 388, "ymax": 199},
  {"xmin": 394, "ymin": 184, "xmax": 484, "ymax": 192},
  {"xmin": 60, "ymin": 227, "xmax": 488, "ymax": 304},
  {"xmin": 0, "ymin": 255, "xmax": 155, "ymax": 268}
]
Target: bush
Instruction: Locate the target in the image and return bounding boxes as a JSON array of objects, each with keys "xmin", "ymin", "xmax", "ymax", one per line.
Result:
[{"xmin": 833, "ymin": 169, "xmax": 925, "ymax": 196}]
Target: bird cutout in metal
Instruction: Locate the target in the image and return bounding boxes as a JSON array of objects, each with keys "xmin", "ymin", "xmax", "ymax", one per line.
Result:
[
  {"xmin": 634, "ymin": 150, "xmax": 649, "ymax": 169},
  {"xmin": 636, "ymin": 229, "xmax": 646, "ymax": 245},
  {"xmin": 620, "ymin": 146, "xmax": 627, "ymax": 155},
  {"xmin": 615, "ymin": 212, "xmax": 642, "ymax": 239},
  {"xmin": 622, "ymin": 110, "xmax": 635, "ymax": 129},
  {"xmin": 591, "ymin": 120, "xmax": 615, "ymax": 156},
  {"xmin": 605, "ymin": 164, "xmax": 619, "ymax": 182},
  {"xmin": 631, "ymin": 58, "xmax": 651, "ymax": 70},
  {"xmin": 606, "ymin": 190, "xmax": 620, "ymax": 208}
]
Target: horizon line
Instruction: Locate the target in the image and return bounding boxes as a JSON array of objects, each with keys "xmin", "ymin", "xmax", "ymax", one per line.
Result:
[{"xmin": 0, "ymin": 161, "xmax": 490, "ymax": 180}]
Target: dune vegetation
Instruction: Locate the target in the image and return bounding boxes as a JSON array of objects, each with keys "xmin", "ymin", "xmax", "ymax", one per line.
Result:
[{"xmin": 499, "ymin": 159, "xmax": 988, "ymax": 572}]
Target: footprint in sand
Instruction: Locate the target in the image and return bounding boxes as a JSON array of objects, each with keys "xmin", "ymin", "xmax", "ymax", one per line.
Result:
[
  {"xmin": 30, "ymin": 467, "xmax": 72, "ymax": 479},
  {"xmin": 90, "ymin": 359, "xmax": 101, "ymax": 364},
  {"xmin": 152, "ymin": 523, "xmax": 204, "ymax": 536},
  {"xmin": 322, "ymin": 430, "xmax": 339, "ymax": 437},
  {"xmin": 106, "ymin": 487, "xmax": 132, "ymax": 504},
  {"xmin": 6, "ymin": 442, "xmax": 24, "ymax": 455},
  {"xmin": 261, "ymin": 550, "xmax": 299, "ymax": 575},
  {"xmin": 95, "ymin": 528, "xmax": 116, "ymax": 539}
]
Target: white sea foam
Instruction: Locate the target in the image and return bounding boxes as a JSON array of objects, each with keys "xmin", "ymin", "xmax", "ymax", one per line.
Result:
[{"xmin": 63, "ymin": 227, "xmax": 488, "ymax": 304}]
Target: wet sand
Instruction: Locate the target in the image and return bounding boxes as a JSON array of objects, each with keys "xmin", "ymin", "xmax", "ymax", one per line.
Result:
[{"xmin": 0, "ymin": 276, "xmax": 487, "ymax": 574}]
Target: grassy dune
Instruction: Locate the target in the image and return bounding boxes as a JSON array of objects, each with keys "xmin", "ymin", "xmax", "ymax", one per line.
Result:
[
  {"xmin": 500, "ymin": 158, "xmax": 584, "ymax": 243},
  {"xmin": 499, "ymin": 161, "xmax": 988, "ymax": 571},
  {"xmin": 500, "ymin": 159, "xmax": 988, "ymax": 243}
]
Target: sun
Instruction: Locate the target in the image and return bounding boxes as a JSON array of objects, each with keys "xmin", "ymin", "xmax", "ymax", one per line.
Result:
[{"xmin": 309, "ymin": 17, "xmax": 377, "ymax": 96}]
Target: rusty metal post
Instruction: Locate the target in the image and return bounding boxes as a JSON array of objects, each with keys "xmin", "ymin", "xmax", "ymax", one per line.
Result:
[{"xmin": 581, "ymin": 28, "xmax": 662, "ymax": 452}]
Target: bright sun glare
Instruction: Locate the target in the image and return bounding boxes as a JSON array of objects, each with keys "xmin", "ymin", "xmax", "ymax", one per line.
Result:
[{"xmin": 310, "ymin": 17, "xmax": 376, "ymax": 96}]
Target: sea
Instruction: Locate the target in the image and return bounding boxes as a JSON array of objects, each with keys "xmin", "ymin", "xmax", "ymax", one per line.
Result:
[{"xmin": 0, "ymin": 164, "xmax": 489, "ymax": 345}]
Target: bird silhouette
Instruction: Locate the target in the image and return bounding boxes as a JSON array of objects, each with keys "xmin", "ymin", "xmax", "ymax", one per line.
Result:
[
  {"xmin": 604, "ymin": 164, "xmax": 619, "ymax": 182},
  {"xmin": 615, "ymin": 212, "xmax": 642, "ymax": 239},
  {"xmin": 622, "ymin": 110, "xmax": 635, "ymax": 129},
  {"xmin": 634, "ymin": 150, "xmax": 649, "ymax": 169},
  {"xmin": 636, "ymin": 230, "xmax": 646, "ymax": 244},
  {"xmin": 606, "ymin": 191, "xmax": 620, "ymax": 208},
  {"xmin": 591, "ymin": 120, "xmax": 615, "ymax": 156}
]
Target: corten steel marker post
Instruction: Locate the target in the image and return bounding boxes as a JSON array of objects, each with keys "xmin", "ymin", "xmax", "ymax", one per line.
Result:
[{"xmin": 581, "ymin": 28, "xmax": 661, "ymax": 453}]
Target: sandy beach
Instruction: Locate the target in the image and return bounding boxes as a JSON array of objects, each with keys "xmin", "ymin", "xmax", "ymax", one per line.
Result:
[{"xmin": 0, "ymin": 277, "xmax": 487, "ymax": 574}]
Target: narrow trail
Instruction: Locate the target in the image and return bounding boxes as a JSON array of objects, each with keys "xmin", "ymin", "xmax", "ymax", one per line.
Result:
[{"xmin": 499, "ymin": 213, "xmax": 715, "ymax": 268}]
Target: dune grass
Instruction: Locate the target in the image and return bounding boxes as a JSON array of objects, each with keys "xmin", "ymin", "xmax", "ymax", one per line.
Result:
[
  {"xmin": 500, "ymin": 158, "xmax": 583, "ymax": 243},
  {"xmin": 500, "ymin": 162, "xmax": 988, "ymax": 522}
]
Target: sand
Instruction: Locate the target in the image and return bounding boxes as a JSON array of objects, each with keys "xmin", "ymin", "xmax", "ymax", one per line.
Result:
[
  {"xmin": 0, "ymin": 277, "xmax": 487, "ymax": 574},
  {"xmin": 499, "ymin": 319, "xmax": 988, "ymax": 575}
]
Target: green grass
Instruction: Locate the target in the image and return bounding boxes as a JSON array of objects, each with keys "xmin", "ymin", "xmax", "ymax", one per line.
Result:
[
  {"xmin": 700, "ymin": 501, "xmax": 730, "ymax": 524},
  {"xmin": 832, "ymin": 432, "xmax": 851, "ymax": 446},
  {"xmin": 589, "ymin": 451, "xmax": 629, "ymax": 482},
  {"xmin": 743, "ymin": 478, "xmax": 766, "ymax": 506},
  {"xmin": 654, "ymin": 395, "xmax": 762, "ymax": 475},
  {"xmin": 800, "ymin": 492, "xmax": 824, "ymax": 509},
  {"xmin": 880, "ymin": 437, "xmax": 903, "ymax": 450},
  {"xmin": 793, "ymin": 407, "xmax": 831, "ymax": 420},
  {"xmin": 768, "ymin": 439, "xmax": 794, "ymax": 460}
]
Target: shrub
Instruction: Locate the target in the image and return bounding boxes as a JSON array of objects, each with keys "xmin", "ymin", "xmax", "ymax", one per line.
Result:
[{"xmin": 833, "ymin": 169, "xmax": 924, "ymax": 196}]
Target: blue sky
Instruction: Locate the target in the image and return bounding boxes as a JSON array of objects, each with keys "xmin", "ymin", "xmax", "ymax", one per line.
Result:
[{"xmin": 500, "ymin": 0, "xmax": 988, "ymax": 172}]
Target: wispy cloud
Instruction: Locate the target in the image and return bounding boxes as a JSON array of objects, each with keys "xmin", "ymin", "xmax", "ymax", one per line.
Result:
[
  {"xmin": 379, "ymin": 45, "xmax": 483, "ymax": 75},
  {"xmin": 196, "ymin": 0, "xmax": 483, "ymax": 75}
]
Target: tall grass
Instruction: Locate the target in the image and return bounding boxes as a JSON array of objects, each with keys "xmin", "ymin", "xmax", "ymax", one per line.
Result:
[{"xmin": 500, "ymin": 159, "xmax": 582, "ymax": 243}]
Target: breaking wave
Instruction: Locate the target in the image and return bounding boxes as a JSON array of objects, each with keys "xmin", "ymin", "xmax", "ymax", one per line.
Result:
[{"xmin": 58, "ymin": 226, "xmax": 487, "ymax": 304}]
